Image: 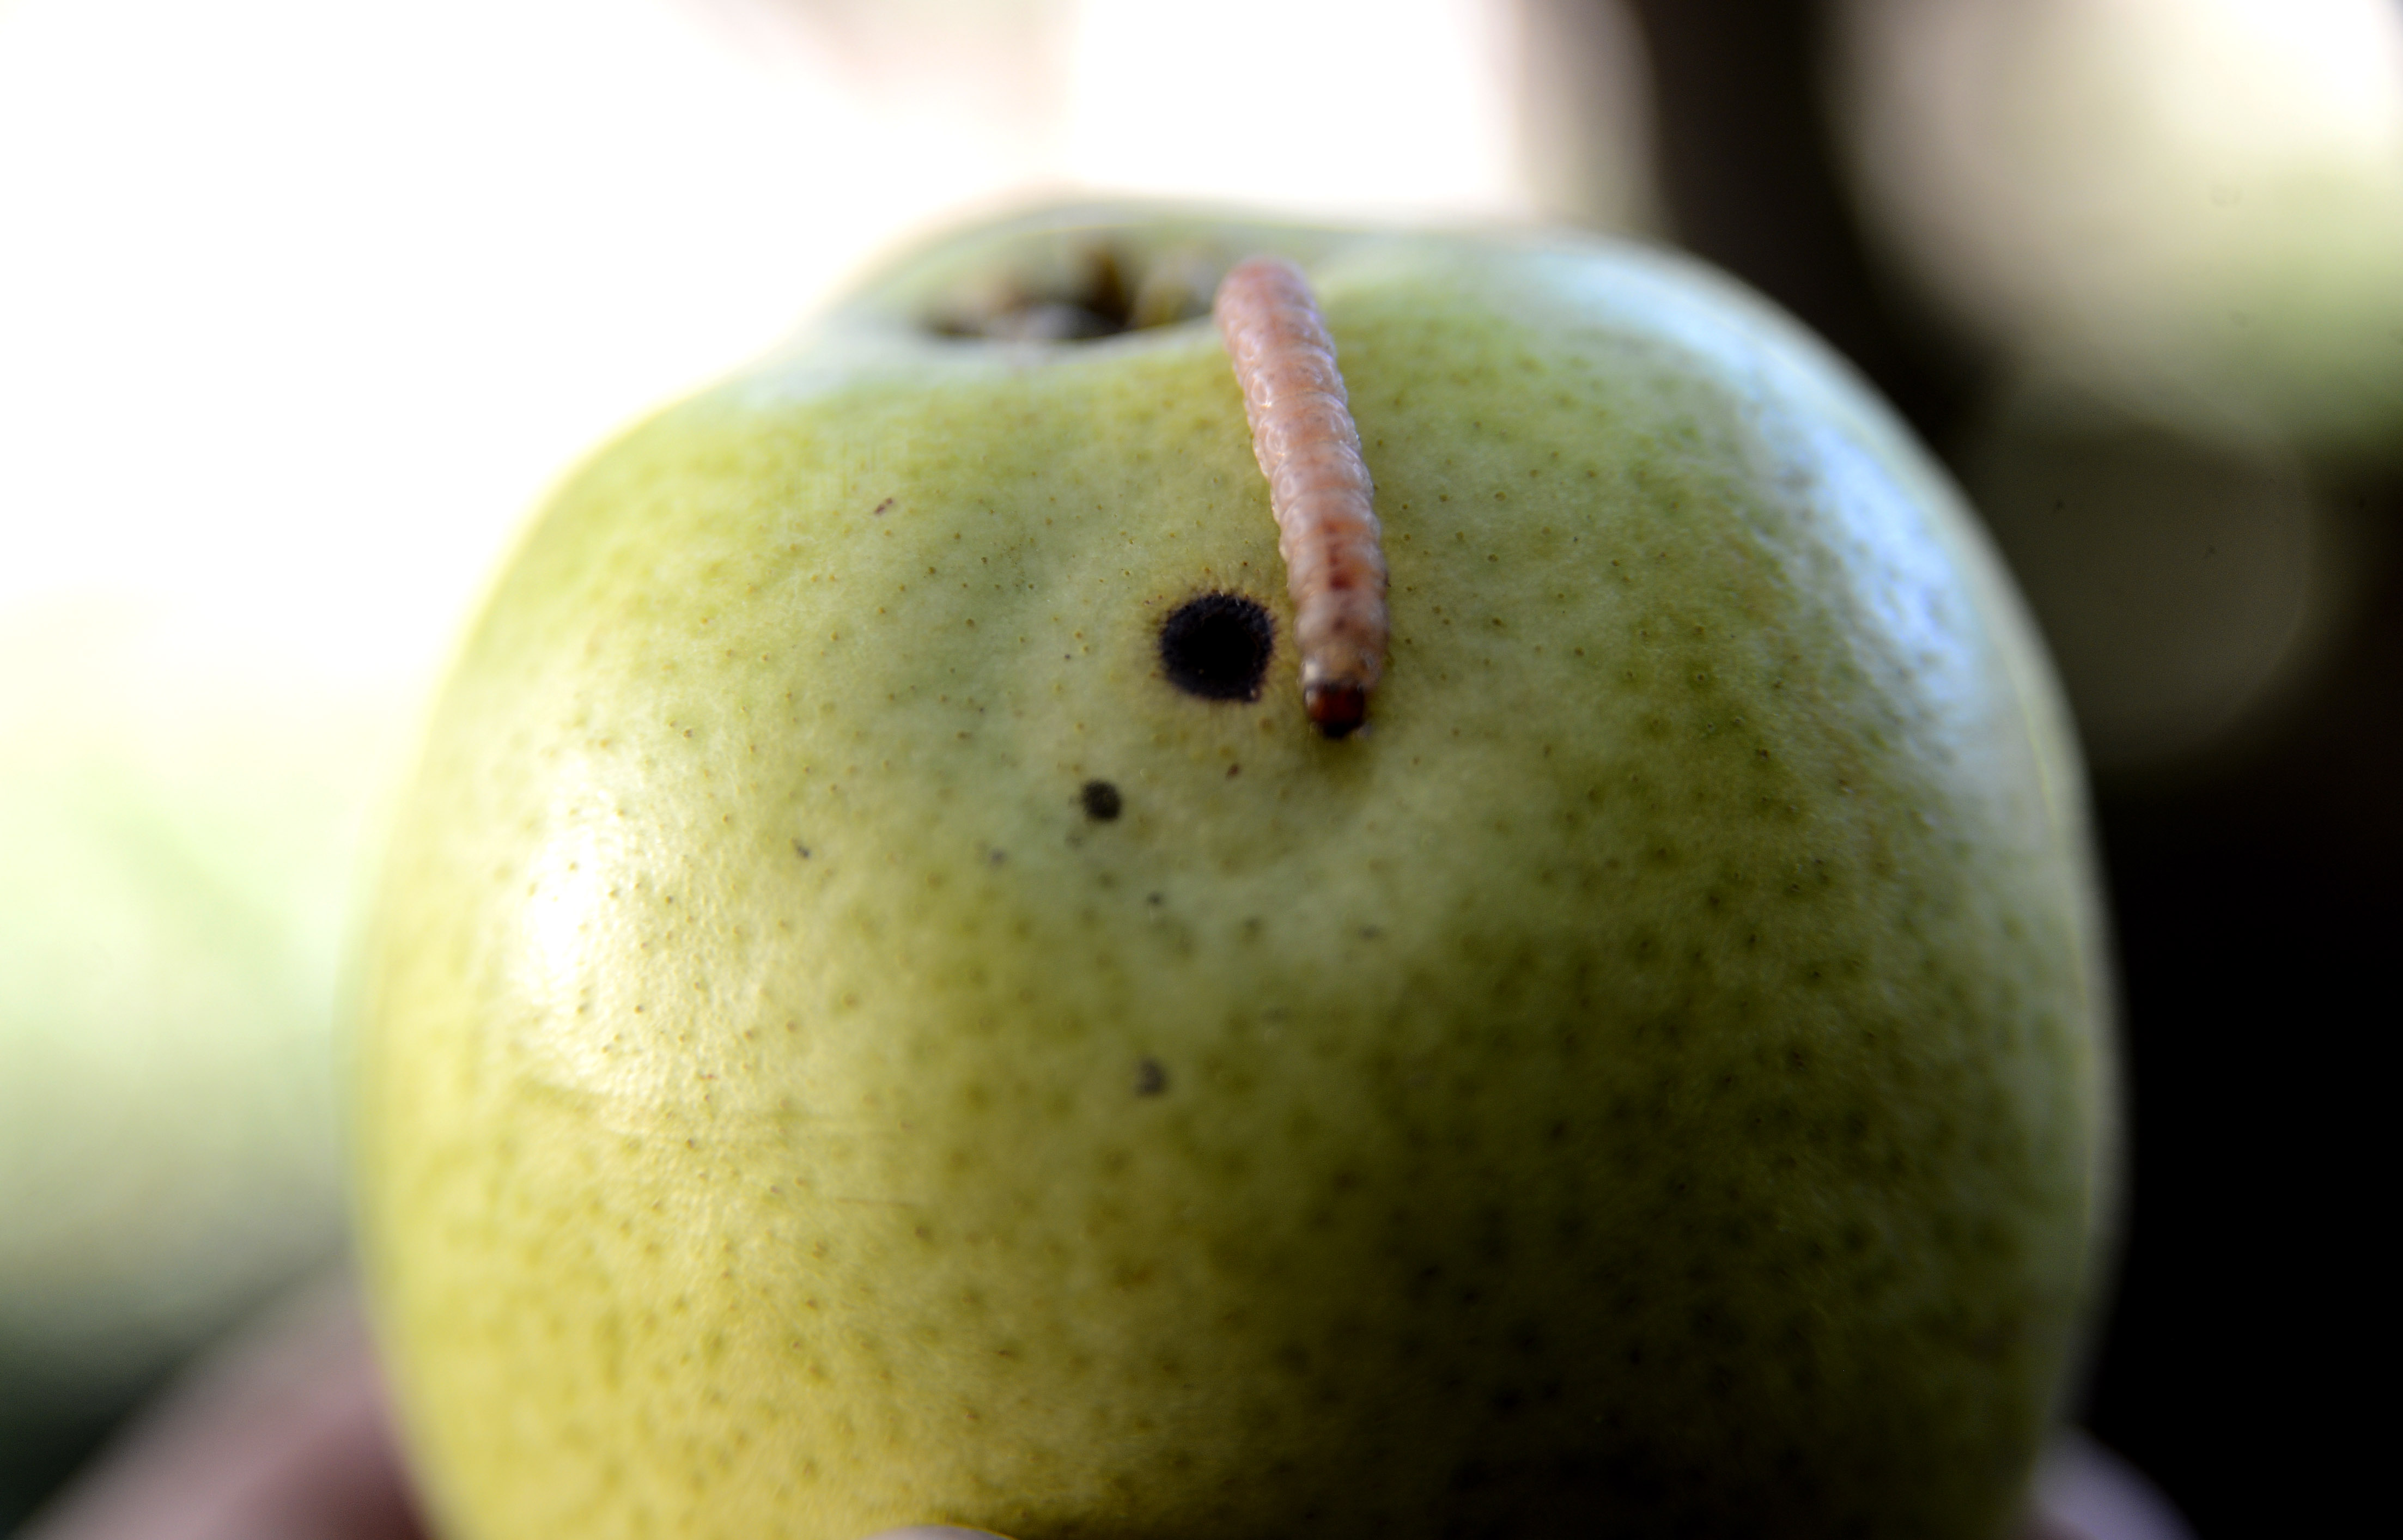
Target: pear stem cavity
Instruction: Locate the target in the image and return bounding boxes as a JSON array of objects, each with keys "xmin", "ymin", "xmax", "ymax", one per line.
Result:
[{"xmin": 1214, "ymin": 257, "xmax": 1389, "ymax": 739}]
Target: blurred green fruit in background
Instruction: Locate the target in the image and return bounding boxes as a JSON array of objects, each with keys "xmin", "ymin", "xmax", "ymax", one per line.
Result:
[
  {"xmin": 0, "ymin": 606, "xmax": 396, "ymax": 1507},
  {"xmin": 1834, "ymin": 0, "xmax": 2403, "ymax": 459}
]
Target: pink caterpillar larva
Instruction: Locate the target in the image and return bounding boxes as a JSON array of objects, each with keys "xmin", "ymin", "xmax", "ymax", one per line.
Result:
[{"xmin": 1213, "ymin": 256, "xmax": 1389, "ymax": 738}]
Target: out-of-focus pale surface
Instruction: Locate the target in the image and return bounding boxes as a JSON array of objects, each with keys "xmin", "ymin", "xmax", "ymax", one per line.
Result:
[
  {"xmin": 1063, "ymin": 0, "xmax": 1653, "ymax": 228},
  {"xmin": 1833, "ymin": 0, "xmax": 2403, "ymax": 455},
  {"xmin": 1069, "ymin": 0, "xmax": 1527, "ymax": 217},
  {"xmin": 710, "ymin": 0, "xmax": 1656, "ymax": 230},
  {"xmin": 0, "ymin": 0, "xmax": 1055, "ymax": 686},
  {"xmin": 2034, "ymin": 1432, "xmax": 2198, "ymax": 1540},
  {"xmin": 0, "ymin": 0, "xmax": 1652, "ymax": 1411},
  {"xmin": 0, "ymin": 606, "xmax": 387, "ymax": 1399}
]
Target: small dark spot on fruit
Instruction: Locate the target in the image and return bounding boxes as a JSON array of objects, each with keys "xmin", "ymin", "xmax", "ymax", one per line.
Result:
[
  {"xmin": 1080, "ymin": 780, "xmax": 1123, "ymax": 821},
  {"xmin": 1159, "ymin": 592, "xmax": 1275, "ymax": 702},
  {"xmin": 1226, "ymin": 762, "xmax": 1240, "ymax": 778},
  {"xmin": 872, "ymin": 497, "xmax": 894, "ymax": 516},
  {"xmin": 793, "ymin": 839, "xmax": 812, "ymax": 859},
  {"xmin": 1134, "ymin": 1057, "xmax": 1169, "ymax": 1097}
]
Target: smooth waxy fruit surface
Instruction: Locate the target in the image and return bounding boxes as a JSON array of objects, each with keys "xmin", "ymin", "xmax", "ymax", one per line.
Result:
[{"xmin": 356, "ymin": 209, "xmax": 2113, "ymax": 1540}]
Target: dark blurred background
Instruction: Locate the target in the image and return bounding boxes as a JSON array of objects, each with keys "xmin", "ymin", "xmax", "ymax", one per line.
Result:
[{"xmin": 6, "ymin": 1, "xmax": 2396, "ymax": 1534}]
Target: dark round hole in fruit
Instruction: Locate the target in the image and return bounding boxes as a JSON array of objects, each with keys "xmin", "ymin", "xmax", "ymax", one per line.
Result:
[
  {"xmin": 1159, "ymin": 592, "xmax": 1275, "ymax": 703},
  {"xmin": 1080, "ymin": 780, "xmax": 1123, "ymax": 821},
  {"xmin": 926, "ymin": 242, "xmax": 1222, "ymax": 342}
]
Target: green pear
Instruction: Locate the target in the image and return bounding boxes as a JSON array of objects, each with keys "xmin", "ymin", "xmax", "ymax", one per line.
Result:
[{"xmin": 354, "ymin": 206, "xmax": 2115, "ymax": 1539}]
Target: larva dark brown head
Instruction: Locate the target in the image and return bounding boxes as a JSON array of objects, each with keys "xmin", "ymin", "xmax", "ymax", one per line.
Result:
[{"xmin": 1305, "ymin": 684, "xmax": 1370, "ymax": 740}]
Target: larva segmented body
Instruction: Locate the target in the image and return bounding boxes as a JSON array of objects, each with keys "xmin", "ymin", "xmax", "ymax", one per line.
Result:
[{"xmin": 1214, "ymin": 256, "xmax": 1389, "ymax": 738}]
